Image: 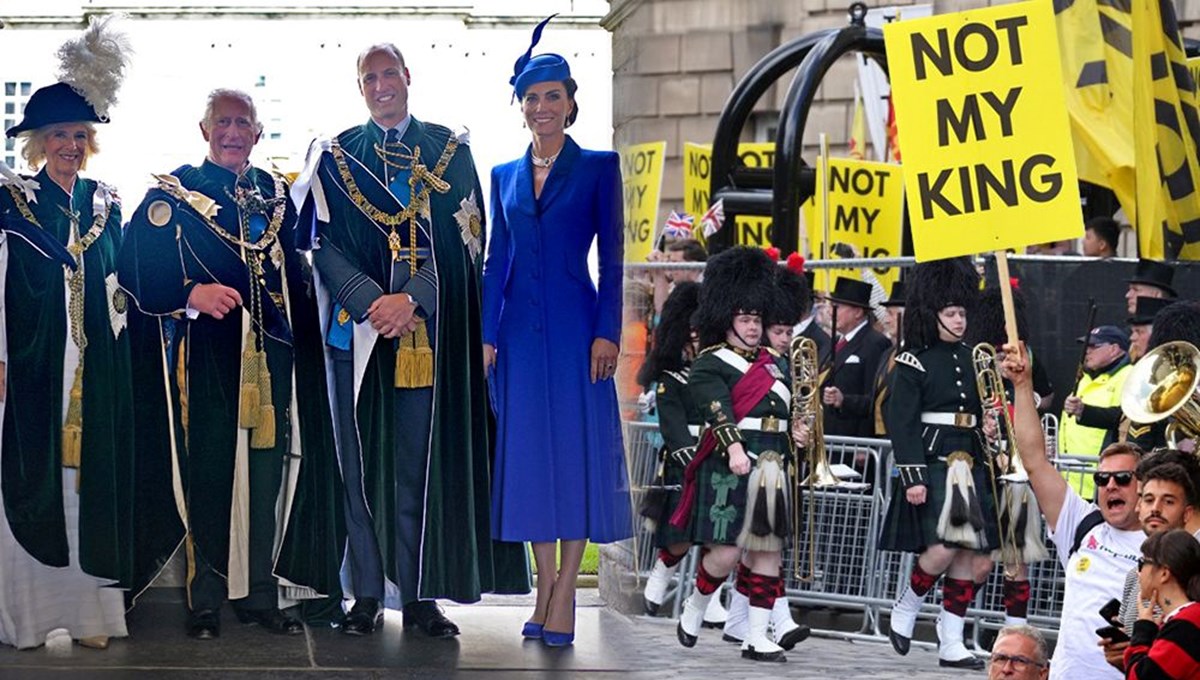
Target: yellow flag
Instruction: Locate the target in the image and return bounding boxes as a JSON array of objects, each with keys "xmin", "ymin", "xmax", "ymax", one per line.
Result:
[
  {"xmin": 1055, "ymin": 0, "xmax": 1135, "ymax": 220},
  {"xmin": 1132, "ymin": 0, "xmax": 1200, "ymax": 259},
  {"xmin": 849, "ymin": 83, "xmax": 867, "ymax": 161}
]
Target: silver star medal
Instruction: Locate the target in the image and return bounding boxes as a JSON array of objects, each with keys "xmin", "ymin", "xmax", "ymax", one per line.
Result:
[{"xmin": 454, "ymin": 191, "xmax": 483, "ymax": 262}]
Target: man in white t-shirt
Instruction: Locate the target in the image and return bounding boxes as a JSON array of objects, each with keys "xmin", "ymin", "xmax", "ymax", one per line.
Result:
[{"xmin": 1003, "ymin": 346, "xmax": 1145, "ymax": 680}]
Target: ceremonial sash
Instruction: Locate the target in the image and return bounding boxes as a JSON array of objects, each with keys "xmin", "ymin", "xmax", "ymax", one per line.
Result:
[{"xmin": 669, "ymin": 349, "xmax": 778, "ymax": 529}]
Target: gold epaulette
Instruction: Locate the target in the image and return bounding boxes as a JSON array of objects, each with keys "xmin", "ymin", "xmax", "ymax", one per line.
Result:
[{"xmin": 697, "ymin": 343, "xmax": 726, "ymax": 357}]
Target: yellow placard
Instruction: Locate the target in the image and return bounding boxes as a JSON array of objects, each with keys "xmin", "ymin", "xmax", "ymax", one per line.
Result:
[
  {"xmin": 683, "ymin": 142, "xmax": 777, "ymax": 247},
  {"xmin": 803, "ymin": 157, "xmax": 906, "ymax": 293},
  {"xmin": 884, "ymin": 0, "xmax": 1082, "ymax": 261},
  {"xmin": 619, "ymin": 141, "xmax": 667, "ymax": 263}
]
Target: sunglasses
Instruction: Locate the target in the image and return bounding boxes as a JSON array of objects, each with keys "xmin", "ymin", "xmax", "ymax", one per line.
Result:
[
  {"xmin": 1137, "ymin": 557, "xmax": 1158, "ymax": 570},
  {"xmin": 1093, "ymin": 471, "xmax": 1135, "ymax": 487}
]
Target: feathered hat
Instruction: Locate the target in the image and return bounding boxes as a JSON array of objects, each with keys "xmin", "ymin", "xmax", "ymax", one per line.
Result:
[
  {"xmin": 902, "ymin": 256, "xmax": 979, "ymax": 350},
  {"xmin": 965, "ymin": 282, "xmax": 1028, "ymax": 348},
  {"xmin": 765, "ymin": 256, "xmax": 811, "ymax": 328},
  {"xmin": 638, "ymin": 281, "xmax": 701, "ymax": 388},
  {"xmin": 695, "ymin": 246, "xmax": 777, "ymax": 348},
  {"xmin": 6, "ymin": 15, "xmax": 131, "ymax": 137},
  {"xmin": 510, "ymin": 15, "xmax": 570, "ymax": 99},
  {"xmin": 1148, "ymin": 300, "xmax": 1200, "ymax": 351}
]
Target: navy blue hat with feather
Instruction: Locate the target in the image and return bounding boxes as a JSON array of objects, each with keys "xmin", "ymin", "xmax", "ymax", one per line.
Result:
[{"xmin": 511, "ymin": 15, "xmax": 571, "ymax": 99}]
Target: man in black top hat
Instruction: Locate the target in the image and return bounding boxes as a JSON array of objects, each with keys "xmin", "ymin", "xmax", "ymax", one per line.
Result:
[
  {"xmin": 821, "ymin": 277, "xmax": 891, "ymax": 437},
  {"xmin": 1125, "ymin": 258, "xmax": 1176, "ymax": 315}
]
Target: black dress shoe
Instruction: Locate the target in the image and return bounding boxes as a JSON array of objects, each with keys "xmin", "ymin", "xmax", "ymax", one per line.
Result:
[
  {"xmin": 777, "ymin": 624, "xmax": 811, "ymax": 651},
  {"xmin": 676, "ymin": 621, "xmax": 697, "ymax": 648},
  {"xmin": 939, "ymin": 655, "xmax": 986, "ymax": 670},
  {"xmin": 187, "ymin": 609, "xmax": 220, "ymax": 640},
  {"xmin": 402, "ymin": 601, "xmax": 459, "ymax": 638},
  {"xmin": 643, "ymin": 600, "xmax": 661, "ymax": 616},
  {"xmin": 341, "ymin": 597, "xmax": 383, "ymax": 636},
  {"xmin": 889, "ymin": 629, "xmax": 911, "ymax": 656},
  {"xmin": 235, "ymin": 607, "xmax": 304, "ymax": 635}
]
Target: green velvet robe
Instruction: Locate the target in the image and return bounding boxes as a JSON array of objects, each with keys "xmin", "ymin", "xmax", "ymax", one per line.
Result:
[
  {"xmin": 0, "ymin": 169, "xmax": 135, "ymax": 586},
  {"xmin": 118, "ymin": 160, "xmax": 342, "ymax": 601},
  {"xmin": 298, "ymin": 118, "xmax": 529, "ymax": 601}
]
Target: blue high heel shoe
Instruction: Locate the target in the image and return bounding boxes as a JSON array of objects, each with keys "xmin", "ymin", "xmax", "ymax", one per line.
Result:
[
  {"xmin": 542, "ymin": 601, "xmax": 576, "ymax": 647},
  {"xmin": 521, "ymin": 621, "xmax": 544, "ymax": 639}
]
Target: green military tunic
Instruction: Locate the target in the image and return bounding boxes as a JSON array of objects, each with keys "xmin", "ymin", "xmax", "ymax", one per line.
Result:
[
  {"xmin": 0, "ymin": 170, "xmax": 135, "ymax": 586},
  {"xmin": 686, "ymin": 344, "xmax": 792, "ymax": 546},
  {"xmin": 878, "ymin": 341, "xmax": 999, "ymax": 553},
  {"xmin": 653, "ymin": 365, "xmax": 701, "ymax": 547}
]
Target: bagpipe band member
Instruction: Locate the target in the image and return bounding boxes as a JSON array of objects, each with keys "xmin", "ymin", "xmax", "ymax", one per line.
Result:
[
  {"xmin": 669, "ymin": 246, "xmax": 806, "ymax": 664},
  {"xmin": 721, "ymin": 254, "xmax": 812, "ymax": 650},
  {"xmin": 636, "ymin": 282, "xmax": 728, "ymax": 629},
  {"xmin": 878, "ymin": 257, "xmax": 999, "ymax": 671},
  {"xmin": 966, "ymin": 283, "xmax": 1050, "ymax": 628}
]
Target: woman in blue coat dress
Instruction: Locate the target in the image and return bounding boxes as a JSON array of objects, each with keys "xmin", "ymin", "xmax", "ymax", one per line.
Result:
[{"xmin": 482, "ymin": 20, "xmax": 632, "ymax": 647}]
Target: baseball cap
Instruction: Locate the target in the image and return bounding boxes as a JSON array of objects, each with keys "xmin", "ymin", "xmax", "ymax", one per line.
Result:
[{"xmin": 1076, "ymin": 325, "xmax": 1130, "ymax": 351}]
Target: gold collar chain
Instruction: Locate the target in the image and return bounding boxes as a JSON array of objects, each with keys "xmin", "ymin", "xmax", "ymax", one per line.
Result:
[
  {"xmin": 6, "ymin": 184, "xmax": 109, "ymax": 263},
  {"xmin": 156, "ymin": 173, "xmax": 286, "ymax": 252}
]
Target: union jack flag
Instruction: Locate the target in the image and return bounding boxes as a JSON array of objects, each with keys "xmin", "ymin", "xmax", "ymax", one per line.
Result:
[
  {"xmin": 662, "ymin": 211, "xmax": 694, "ymax": 240},
  {"xmin": 700, "ymin": 199, "xmax": 725, "ymax": 238}
]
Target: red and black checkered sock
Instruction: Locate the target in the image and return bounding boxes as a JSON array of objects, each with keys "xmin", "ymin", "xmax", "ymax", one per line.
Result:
[
  {"xmin": 909, "ymin": 563, "xmax": 938, "ymax": 597},
  {"xmin": 1003, "ymin": 578, "xmax": 1030, "ymax": 620},
  {"xmin": 734, "ymin": 561, "xmax": 752, "ymax": 596},
  {"xmin": 775, "ymin": 572, "xmax": 786, "ymax": 598},
  {"xmin": 695, "ymin": 561, "xmax": 725, "ymax": 596},
  {"xmin": 741, "ymin": 571, "xmax": 778, "ymax": 610},
  {"xmin": 942, "ymin": 578, "xmax": 974, "ymax": 617},
  {"xmin": 658, "ymin": 549, "xmax": 685, "ymax": 568}
]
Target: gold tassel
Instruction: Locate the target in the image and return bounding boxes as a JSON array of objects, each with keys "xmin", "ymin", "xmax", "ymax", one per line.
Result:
[
  {"xmin": 62, "ymin": 361, "xmax": 84, "ymax": 468},
  {"xmin": 238, "ymin": 332, "xmax": 261, "ymax": 429},
  {"xmin": 394, "ymin": 320, "xmax": 434, "ymax": 388},
  {"xmin": 250, "ymin": 350, "xmax": 275, "ymax": 450}
]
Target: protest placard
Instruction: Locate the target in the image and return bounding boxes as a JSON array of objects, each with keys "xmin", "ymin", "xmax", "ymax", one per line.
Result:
[
  {"xmin": 619, "ymin": 141, "xmax": 667, "ymax": 263},
  {"xmin": 885, "ymin": 0, "xmax": 1081, "ymax": 261},
  {"xmin": 803, "ymin": 157, "xmax": 905, "ymax": 292}
]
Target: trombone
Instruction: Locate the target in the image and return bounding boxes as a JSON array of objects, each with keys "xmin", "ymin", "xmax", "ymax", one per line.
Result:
[
  {"xmin": 790, "ymin": 335, "xmax": 839, "ymax": 581},
  {"xmin": 972, "ymin": 342, "xmax": 1023, "ymax": 578}
]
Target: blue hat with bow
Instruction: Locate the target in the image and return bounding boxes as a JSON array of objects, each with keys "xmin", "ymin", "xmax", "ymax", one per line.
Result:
[{"xmin": 510, "ymin": 15, "xmax": 571, "ymax": 98}]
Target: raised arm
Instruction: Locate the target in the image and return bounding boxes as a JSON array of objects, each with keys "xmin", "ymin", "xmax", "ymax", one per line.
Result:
[{"xmin": 1002, "ymin": 343, "xmax": 1068, "ymax": 529}]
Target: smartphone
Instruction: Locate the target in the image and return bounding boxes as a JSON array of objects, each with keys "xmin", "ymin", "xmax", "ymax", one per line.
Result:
[
  {"xmin": 1095, "ymin": 624, "xmax": 1130, "ymax": 644},
  {"xmin": 1098, "ymin": 597, "xmax": 1122, "ymax": 623}
]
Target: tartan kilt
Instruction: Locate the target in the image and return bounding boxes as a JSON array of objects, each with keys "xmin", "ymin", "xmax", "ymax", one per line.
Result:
[
  {"xmin": 879, "ymin": 425, "xmax": 1000, "ymax": 554},
  {"xmin": 654, "ymin": 454, "xmax": 692, "ymax": 548},
  {"xmin": 689, "ymin": 431, "xmax": 790, "ymax": 547}
]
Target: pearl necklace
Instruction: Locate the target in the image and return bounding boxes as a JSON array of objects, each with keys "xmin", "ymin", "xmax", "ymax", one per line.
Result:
[{"xmin": 531, "ymin": 149, "xmax": 561, "ymax": 169}]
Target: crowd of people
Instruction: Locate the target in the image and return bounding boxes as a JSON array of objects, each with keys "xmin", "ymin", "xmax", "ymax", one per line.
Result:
[
  {"xmin": 628, "ymin": 223, "xmax": 1200, "ymax": 676},
  {"xmin": 0, "ymin": 16, "xmax": 631, "ymax": 651}
]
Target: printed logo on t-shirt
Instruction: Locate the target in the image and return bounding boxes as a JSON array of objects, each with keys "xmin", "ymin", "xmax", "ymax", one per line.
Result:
[{"xmin": 1087, "ymin": 535, "xmax": 1098, "ymax": 550}]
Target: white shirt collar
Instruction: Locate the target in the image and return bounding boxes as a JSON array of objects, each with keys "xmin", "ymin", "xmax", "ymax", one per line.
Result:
[
  {"xmin": 372, "ymin": 114, "xmax": 412, "ymax": 141},
  {"xmin": 840, "ymin": 318, "xmax": 869, "ymax": 343}
]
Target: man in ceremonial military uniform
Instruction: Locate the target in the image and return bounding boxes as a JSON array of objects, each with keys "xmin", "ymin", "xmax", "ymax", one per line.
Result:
[
  {"xmin": 879, "ymin": 258, "xmax": 998, "ymax": 671},
  {"xmin": 291, "ymin": 43, "xmax": 526, "ymax": 638},
  {"xmin": 119, "ymin": 89, "xmax": 340, "ymax": 639}
]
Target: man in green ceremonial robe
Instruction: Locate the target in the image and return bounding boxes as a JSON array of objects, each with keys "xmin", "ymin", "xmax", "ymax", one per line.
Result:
[
  {"xmin": 119, "ymin": 89, "xmax": 342, "ymax": 640},
  {"xmin": 291, "ymin": 43, "xmax": 529, "ymax": 638}
]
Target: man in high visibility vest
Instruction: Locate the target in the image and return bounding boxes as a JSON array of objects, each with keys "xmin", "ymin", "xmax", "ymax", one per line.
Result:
[{"xmin": 1061, "ymin": 326, "xmax": 1133, "ymax": 498}]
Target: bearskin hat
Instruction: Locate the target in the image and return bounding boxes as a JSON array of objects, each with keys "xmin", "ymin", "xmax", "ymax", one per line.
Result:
[
  {"xmin": 765, "ymin": 265, "xmax": 811, "ymax": 328},
  {"xmin": 695, "ymin": 246, "xmax": 777, "ymax": 348},
  {"xmin": 965, "ymin": 283, "xmax": 1028, "ymax": 347},
  {"xmin": 1148, "ymin": 300, "xmax": 1200, "ymax": 351},
  {"xmin": 902, "ymin": 256, "xmax": 980, "ymax": 350},
  {"xmin": 637, "ymin": 281, "xmax": 701, "ymax": 389}
]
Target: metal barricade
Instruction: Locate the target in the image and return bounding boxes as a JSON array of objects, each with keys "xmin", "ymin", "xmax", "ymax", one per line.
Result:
[{"xmin": 625, "ymin": 418, "xmax": 1097, "ymax": 647}]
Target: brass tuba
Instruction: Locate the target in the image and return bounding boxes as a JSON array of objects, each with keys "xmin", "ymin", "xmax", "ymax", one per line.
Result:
[
  {"xmin": 790, "ymin": 335, "xmax": 838, "ymax": 581},
  {"xmin": 1121, "ymin": 341, "xmax": 1200, "ymax": 448}
]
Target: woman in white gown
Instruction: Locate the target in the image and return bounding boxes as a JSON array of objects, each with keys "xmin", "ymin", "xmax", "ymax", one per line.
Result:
[{"xmin": 0, "ymin": 16, "xmax": 133, "ymax": 650}]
